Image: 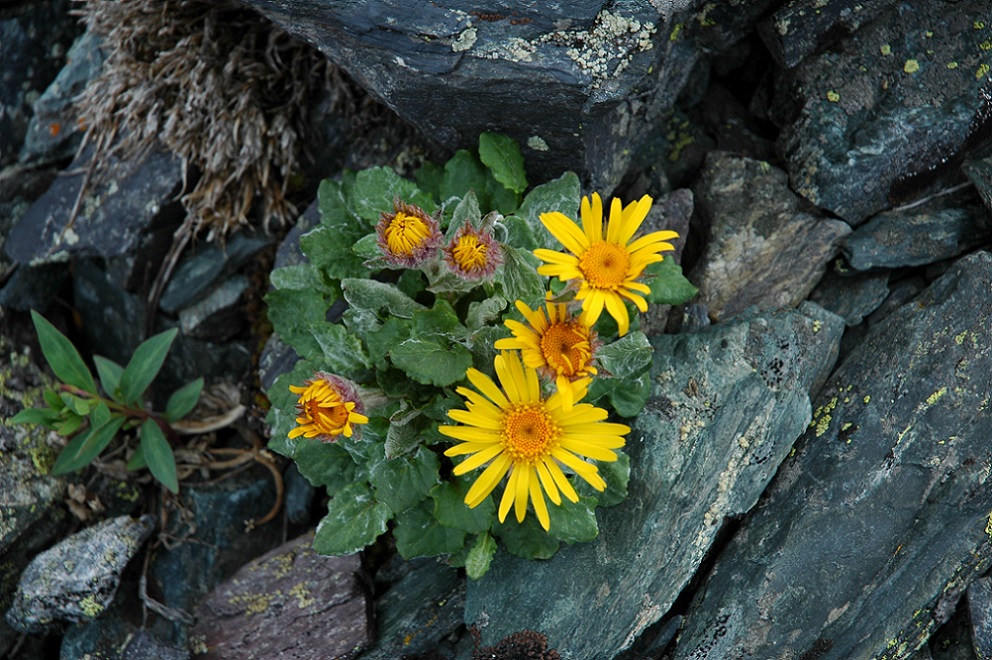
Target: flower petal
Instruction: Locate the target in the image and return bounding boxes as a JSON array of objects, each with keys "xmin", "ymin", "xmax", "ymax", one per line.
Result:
[
  {"xmin": 451, "ymin": 443, "xmax": 506, "ymax": 474},
  {"xmin": 466, "ymin": 368, "xmax": 509, "ymax": 409},
  {"xmin": 540, "ymin": 212, "xmax": 590, "ymax": 257},
  {"xmin": 581, "ymin": 193, "xmax": 604, "ymax": 243},
  {"xmin": 529, "ymin": 471, "xmax": 550, "ymax": 530},
  {"xmin": 465, "ymin": 453, "xmax": 512, "ymax": 507}
]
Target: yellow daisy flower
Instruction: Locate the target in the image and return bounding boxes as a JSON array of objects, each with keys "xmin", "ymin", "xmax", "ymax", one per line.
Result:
[
  {"xmin": 443, "ymin": 220, "xmax": 503, "ymax": 280},
  {"xmin": 494, "ymin": 299, "xmax": 597, "ymax": 411},
  {"xmin": 533, "ymin": 192, "xmax": 678, "ymax": 336},
  {"xmin": 375, "ymin": 199, "xmax": 442, "ymax": 267},
  {"xmin": 288, "ymin": 372, "xmax": 368, "ymax": 442},
  {"xmin": 440, "ymin": 351, "xmax": 629, "ymax": 531}
]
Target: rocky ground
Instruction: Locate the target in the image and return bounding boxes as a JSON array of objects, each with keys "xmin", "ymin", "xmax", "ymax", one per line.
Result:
[{"xmin": 2, "ymin": 0, "xmax": 992, "ymax": 658}]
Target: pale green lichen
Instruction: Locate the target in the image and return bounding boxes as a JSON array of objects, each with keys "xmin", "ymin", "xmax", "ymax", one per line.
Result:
[
  {"xmin": 826, "ymin": 90, "xmax": 840, "ymax": 102},
  {"xmin": 880, "ymin": 44, "xmax": 891, "ymax": 56},
  {"xmin": 978, "ymin": 63, "xmax": 990, "ymax": 79},
  {"xmin": 230, "ymin": 591, "xmax": 277, "ymax": 616},
  {"xmin": 79, "ymin": 594, "xmax": 105, "ymax": 617},
  {"xmin": 903, "ymin": 59, "xmax": 920, "ymax": 74},
  {"xmin": 289, "ymin": 582, "xmax": 315, "ymax": 609},
  {"xmin": 526, "ymin": 136, "xmax": 549, "ymax": 152}
]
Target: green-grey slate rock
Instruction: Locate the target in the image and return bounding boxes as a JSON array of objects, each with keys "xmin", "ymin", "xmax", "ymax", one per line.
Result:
[
  {"xmin": 968, "ymin": 577, "xmax": 992, "ymax": 659},
  {"xmin": 5, "ymin": 515, "xmax": 155, "ymax": 634},
  {"xmin": 808, "ymin": 267, "xmax": 890, "ymax": 327},
  {"xmin": 464, "ymin": 302, "xmax": 845, "ymax": 657},
  {"xmin": 689, "ymin": 152, "xmax": 851, "ymax": 322},
  {"xmin": 775, "ymin": 1, "xmax": 992, "ymax": 225},
  {"xmin": 675, "ymin": 251, "xmax": 992, "ymax": 660},
  {"xmin": 841, "ymin": 186, "xmax": 992, "ymax": 271}
]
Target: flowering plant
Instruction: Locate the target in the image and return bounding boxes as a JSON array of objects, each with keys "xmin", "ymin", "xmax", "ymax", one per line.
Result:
[{"xmin": 264, "ymin": 134, "xmax": 696, "ymax": 577}]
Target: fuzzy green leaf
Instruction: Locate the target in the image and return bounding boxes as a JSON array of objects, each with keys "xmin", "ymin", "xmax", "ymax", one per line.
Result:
[
  {"xmin": 93, "ymin": 356, "xmax": 124, "ymax": 400},
  {"xmin": 365, "ymin": 317, "xmax": 412, "ymax": 370},
  {"xmin": 465, "ymin": 532, "xmax": 498, "ymax": 579},
  {"xmin": 291, "ymin": 440, "xmax": 357, "ymax": 491},
  {"xmin": 368, "ymin": 446, "xmax": 440, "ymax": 514},
  {"xmin": 269, "ymin": 264, "xmax": 332, "ymax": 292},
  {"xmin": 384, "ymin": 405, "xmax": 425, "ymax": 459},
  {"xmin": 264, "ymin": 288, "xmax": 333, "ymax": 357},
  {"xmin": 140, "ymin": 418, "xmax": 178, "ymax": 493},
  {"xmin": 514, "ymin": 172, "xmax": 581, "ymax": 249},
  {"xmin": 31, "ymin": 310, "xmax": 97, "ymax": 394},
  {"xmin": 165, "ymin": 378, "xmax": 203, "ymax": 422},
  {"xmin": 608, "ymin": 372, "xmax": 653, "ymax": 418},
  {"xmin": 589, "ymin": 451, "xmax": 630, "ymax": 508},
  {"xmin": 119, "ymin": 328, "xmax": 178, "ymax": 405},
  {"xmin": 466, "ymin": 296, "xmax": 507, "ymax": 331},
  {"xmin": 547, "ymin": 497, "xmax": 599, "ymax": 544},
  {"xmin": 393, "ymin": 499, "xmax": 466, "ymax": 559},
  {"xmin": 51, "ymin": 412, "xmax": 126, "ymax": 475},
  {"xmin": 644, "ymin": 257, "xmax": 698, "ymax": 305},
  {"xmin": 350, "ymin": 166, "xmax": 435, "ymax": 221},
  {"xmin": 311, "ymin": 323, "xmax": 370, "ymax": 376},
  {"xmin": 411, "ymin": 299, "xmax": 464, "ymax": 338},
  {"xmin": 351, "ymin": 233, "xmax": 381, "ymax": 260},
  {"xmin": 493, "ymin": 514, "xmax": 560, "ymax": 559},
  {"xmin": 431, "ymin": 477, "xmax": 495, "ymax": 534},
  {"xmin": 479, "ymin": 132, "xmax": 528, "ymax": 194},
  {"xmin": 441, "ymin": 150, "xmax": 489, "ymax": 204},
  {"xmin": 389, "ymin": 338, "xmax": 473, "ymax": 387},
  {"xmin": 497, "ymin": 246, "xmax": 546, "ymax": 308},
  {"xmin": 446, "ymin": 191, "xmax": 482, "ymax": 239},
  {"xmin": 597, "ymin": 331, "xmax": 653, "ymax": 378},
  {"xmin": 341, "ymin": 278, "xmax": 426, "ymax": 319},
  {"xmin": 300, "ymin": 225, "xmax": 367, "ymax": 281},
  {"xmin": 313, "ymin": 481, "xmax": 391, "ymax": 556}
]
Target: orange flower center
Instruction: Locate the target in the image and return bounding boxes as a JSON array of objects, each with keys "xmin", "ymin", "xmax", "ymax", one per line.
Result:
[
  {"xmin": 539, "ymin": 321, "xmax": 592, "ymax": 377},
  {"xmin": 578, "ymin": 240, "xmax": 630, "ymax": 290},
  {"xmin": 384, "ymin": 211, "xmax": 429, "ymax": 256},
  {"xmin": 304, "ymin": 398, "xmax": 350, "ymax": 434},
  {"xmin": 502, "ymin": 404, "xmax": 560, "ymax": 462},
  {"xmin": 452, "ymin": 234, "xmax": 489, "ymax": 271}
]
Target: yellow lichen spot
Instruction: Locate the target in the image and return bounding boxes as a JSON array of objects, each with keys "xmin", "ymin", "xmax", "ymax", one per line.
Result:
[
  {"xmin": 926, "ymin": 387, "xmax": 947, "ymax": 406},
  {"xmin": 863, "ymin": 395, "xmax": 871, "ymax": 404},
  {"xmin": 925, "ymin": 31, "xmax": 933, "ymax": 38},
  {"xmin": 289, "ymin": 582, "xmax": 316, "ymax": 609},
  {"xmin": 955, "ymin": 331, "xmax": 968, "ymax": 345},
  {"xmin": 986, "ymin": 511, "xmax": 992, "ymax": 537},
  {"xmin": 815, "ymin": 414, "xmax": 832, "ymax": 437},
  {"xmin": 880, "ymin": 44, "xmax": 891, "ymax": 56},
  {"xmin": 669, "ymin": 23, "xmax": 683, "ymax": 42},
  {"xmin": 79, "ymin": 595, "xmax": 104, "ymax": 617},
  {"xmin": 826, "ymin": 90, "xmax": 840, "ymax": 102},
  {"xmin": 978, "ymin": 63, "xmax": 991, "ymax": 80},
  {"xmin": 903, "ymin": 59, "xmax": 920, "ymax": 74},
  {"xmin": 812, "ymin": 319, "xmax": 822, "ymax": 333},
  {"xmin": 976, "ymin": 21, "xmax": 986, "ymax": 29},
  {"xmin": 947, "ymin": 61, "xmax": 959, "ymax": 69},
  {"xmin": 230, "ymin": 592, "xmax": 274, "ymax": 616}
]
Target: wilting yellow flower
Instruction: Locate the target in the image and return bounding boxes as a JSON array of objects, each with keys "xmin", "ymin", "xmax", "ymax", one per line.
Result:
[
  {"xmin": 440, "ymin": 351, "xmax": 628, "ymax": 531},
  {"xmin": 443, "ymin": 220, "xmax": 503, "ymax": 280},
  {"xmin": 533, "ymin": 193, "xmax": 678, "ymax": 336},
  {"xmin": 288, "ymin": 372, "xmax": 368, "ymax": 442},
  {"xmin": 494, "ymin": 299, "xmax": 597, "ymax": 411},
  {"xmin": 375, "ymin": 199, "xmax": 442, "ymax": 267}
]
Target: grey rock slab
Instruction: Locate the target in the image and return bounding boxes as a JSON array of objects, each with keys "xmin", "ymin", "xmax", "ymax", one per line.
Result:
[
  {"xmin": 232, "ymin": 1, "xmax": 769, "ymax": 194},
  {"xmin": 178, "ymin": 275, "xmax": 250, "ymax": 340},
  {"xmin": 190, "ymin": 531, "xmax": 371, "ymax": 659},
  {"xmin": 5, "ymin": 515, "xmax": 155, "ymax": 634},
  {"xmin": 464, "ymin": 302, "xmax": 845, "ymax": 658},
  {"xmin": 775, "ymin": 1, "xmax": 992, "ymax": 224},
  {"xmin": 808, "ymin": 267, "xmax": 890, "ymax": 327},
  {"xmin": 675, "ymin": 250, "xmax": 992, "ymax": 660},
  {"xmin": 842, "ymin": 187, "xmax": 992, "ymax": 271},
  {"xmin": 689, "ymin": 152, "xmax": 852, "ymax": 322},
  {"xmin": 967, "ymin": 578, "xmax": 992, "ymax": 659},
  {"xmin": 4, "ymin": 143, "xmax": 184, "ymax": 265},
  {"xmin": 358, "ymin": 558, "xmax": 465, "ymax": 660},
  {"xmin": 964, "ymin": 158, "xmax": 992, "ymax": 222}
]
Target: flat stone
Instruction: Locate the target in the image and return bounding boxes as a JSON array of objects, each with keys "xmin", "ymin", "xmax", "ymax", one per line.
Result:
[
  {"xmin": 675, "ymin": 251, "xmax": 992, "ymax": 659},
  {"xmin": 774, "ymin": 1, "xmax": 992, "ymax": 224},
  {"xmin": 178, "ymin": 275, "xmax": 250, "ymax": 340},
  {"xmin": 842, "ymin": 186, "xmax": 992, "ymax": 270},
  {"xmin": 190, "ymin": 531, "xmax": 371, "ymax": 659},
  {"xmin": 689, "ymin": 152, "xmax": 851, "ymax": 322},
  {"xmin": 5, "ymin": 515, "xmax": 155, "ymax": 634},
  {"xmin": 963, "ymin": 158, "xmax": 992, "ymax": 222},
  {"xmin": 464, "ymin": 302, "xmax": 845, "ymax": 657},
  {"xmin": 967, "ymin": 578, "xmax": 992, "ymax": 659},
  {"xmin": 808, "ymin": 267, "xmax": 890, "ymax": 327}
]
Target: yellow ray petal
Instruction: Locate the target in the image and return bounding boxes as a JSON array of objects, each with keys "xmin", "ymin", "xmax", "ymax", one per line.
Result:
[
  {"xmin": 558, "ymin": 438, "xmax": 619, "ymax": 462},
  {"xmin": 535, "ymin": 460, "xmax": 562, "ymax": 505},
  {"xmin": 498, "ymin": 467, "xmax": 520, "ymax": 522},
  {"xmin": 465, "ymin": 453, "xmax": 512, "ymax": 507},
  {"xmin": 438, "ymin": 425, "xmax": 501, "ymax": 443},
  {"xmin": 529, "ymin": 471, "xmax": 550, "ymax": 531},
  {"xmin": 444, "ymin": 440, "xmax": 500, "ymax": 456},
  {"xmin": 617, "ymin": 195, "xmax": 653, "ymax": 245},
  {"xmin": 451, "ymin": 443, "xmax": 505, "ymax": 474},
  {"xmin": 540, "ymin": 211, "xmax": 590, "ymax": 256},
  {"xmin": 618, "ymin": 288, "xmax": 649, "ymax": 313},
  {"xmin": 581, "ymin": 289, "xmax": 607, "ymax": 325},
  {"xmin": 466, "ymin": 368, "xmax": 508, "ymax": 408},
  {"xmin": 545, "ymin": 459, "xmax": 579, "ymax": 502},
  {"xmin": 604, "ymin": 292, "xmax": 630, "ymax": 336},
  {"xmin": 514, "ymin": 464, "xmax": 530, "ymax": 523},
  {"xmin": 447, "ymin": 408, "xmax": 501, "ymax": 429},
  {"xmin": 605, "ymin": 197, "xmax": 625, "ymax": 244},
  {"xmin": 581, "ymin": 193, "xmax": 604, "ymax": 243}
]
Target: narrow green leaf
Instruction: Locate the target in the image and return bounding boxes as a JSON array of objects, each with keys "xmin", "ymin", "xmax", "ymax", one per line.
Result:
[
  {"xmin": 165, "ymin": 378, "xmax": 204, "ymax": 422},
  {"xmin": 313, "ymin": 481, "xmax": 392, "ymax": 556},
  {"xmin": 56, "ymin": 413, "xmax": 85, "ymax": 436},
  {"xmin": 465, "ymin": 532, "xmax": 497, "ymax": 579},
  {"xmin": 43, "ymin": 388, "xmax": 64, "ymax": 410},
  {"xmin": 51, "ymin": 414, "xmax": 126, "ymax": 475},
  {"xmin": 389, "ymin": 338, "xmax": 473, "ymax": 387},
  {"xmin": 644, "ymin": 257, "xmax": 698, "ymax": 305},
  {"xmin": 127, "ymin": 443, "xmax": 147, "ymax": 470},
  {"xmin": 31, "ymin": 310, "xmax": 97, "ymax": 394},
  {"xmin": 11, "ymin": 408, "xmax": 56, "ymax": 426},
  {"xmin": 478, "ymin": 132, "xmax": 528, "ymax": 194},
  {"xmin": 393, "ymin": 499, "xmax": 465, "ymax": 559},
  {"xmin": 140, "ymin": 418, "xmax": 178, "ymax": 493},
  {"xmin": 119, "ymin": 328, "xmax": 178, "ymax": 405},
  {"xmin": 93, "ymin": 356, "xmax": 124, "ymax": 400},
  {"xmin": 59, "ymin": 393, "xmax": 90, "ymax": 416}
]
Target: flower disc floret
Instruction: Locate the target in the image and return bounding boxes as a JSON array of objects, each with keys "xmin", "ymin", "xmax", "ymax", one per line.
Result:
[
  {"xmin": 443, "ymin": 221, "xmax": 503, "ymax": 280},
  {"xmin": 375, "ymin": 199, "xmax": 442, "ymax": 267},
  {"xmin": 439, "ymin": 351, "xmax": 629, "ymax": 531},
  {"xmin": 494, "ymin": 299, "xmax": 598, "ymax": 410},
  {"xmin": 533, "ymin": 192, "xmax": 678, "ymax": 336},
  {"xmin": 288, "ymin": 372, "xmax": 368, "ymax": 442}
]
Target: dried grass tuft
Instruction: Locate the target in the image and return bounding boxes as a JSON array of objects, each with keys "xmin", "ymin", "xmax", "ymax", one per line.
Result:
[{"xmin": 75, "ymin": 0, "xmax": 335, "ymax": 238}]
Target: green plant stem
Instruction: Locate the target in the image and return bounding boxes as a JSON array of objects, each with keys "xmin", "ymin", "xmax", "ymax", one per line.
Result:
[{"xmin": 57, "ymin": 383, "xmax": 182, "ymax": 446}]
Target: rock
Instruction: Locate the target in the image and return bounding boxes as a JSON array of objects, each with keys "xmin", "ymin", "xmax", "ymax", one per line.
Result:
[
  {"xmin": 358, "ymin": 558, "xmax": 465, "ymax": 659},
  {"xmin": 147, "ymin": 469, "xmax": 284, "ymax": 646},
  {"xmin": 178, "ymin": 275, "xmax": 250, "ymax": 341},
  {"xmin": 190, "ymin": 531, "xmax": 371, "ymax": 659},
  {"xmin": 967, "ymin": 578, "xmax": 992, "ymax": 659},
  {"xmin": 675, "ymin": 251, "xmax": 992, "ymax": 659},
  {"xmin": 0, "ymin": 262, "xmax": 71, "ymax": 313},
  {"xmin": 464, "ymin": 302, "xmax": 845, "ymax": 657},
  {"xmin": 963, "ymin": 158, "xmax": 992, "ymax": 221},
  {"xmin": 232, "ymin": 1, "xmax": 773, "ymax": 193},
  {"xmin": 774, "ymin": 1, "xmax": 992, "ymax": 224},
  {"xmin": 689, "ymin": 152, "xmax": 852, "ymax": 322},
  {"xmin": 20, "ymin": 30, "xmax": 107, "ymax": 167},
  {"xmin": 4, "ymin": 143, "xmax": 185, "ymax": 274},
  {"xmin": 0, "ymin": 0, "xmax": 79, "ymax": 168},
  {"xmin": 842, "ymin": 187, "xmax": 992, "ymax": 271},
  {"xmin": 5, "ymin": 515, "xmax": 155, "ymax": 634},
  {"xmin": 808, "ymin": 267, "xmax": 890, "ymax": 327}
]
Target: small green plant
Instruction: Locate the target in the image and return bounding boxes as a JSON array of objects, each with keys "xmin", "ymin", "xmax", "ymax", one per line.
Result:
[
  {"xmin": 12, "ymin": 311, "xmax": 203, "ymax": 493},
  {"xmin": 265, "ymin": 133, "xmax": 697, "ymax": 577}
]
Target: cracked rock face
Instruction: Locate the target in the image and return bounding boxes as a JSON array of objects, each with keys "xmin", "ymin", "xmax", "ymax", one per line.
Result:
[{"xmin": 5, "ymin": 515, "xmax": 155, "ymax": 634}]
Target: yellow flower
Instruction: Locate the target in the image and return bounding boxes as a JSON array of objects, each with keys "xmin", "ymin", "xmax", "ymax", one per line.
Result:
[
  {"xmin": 375, "ymin": 199, "xmax": 442, "ymax": 267},
  {"xmin": 533, "ymin": 192, "xmax": 678, "ymax": 336},
  {"xmin": 443, "ymin": 220, "xmax": 502, "ymax": 280},
  {"xmin": 494, "ymin": 299, "xmax": 597, "ymax": 411},
  {"xmin": 440, "ymin": 351, "xmax": 629, "ymax": 531},
  {"xmin": 288, "ymin": 372, "xmax": 368, "ymax": 442}
]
